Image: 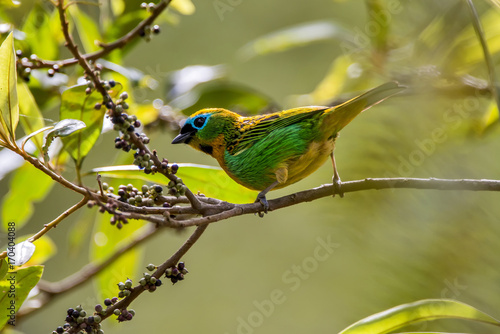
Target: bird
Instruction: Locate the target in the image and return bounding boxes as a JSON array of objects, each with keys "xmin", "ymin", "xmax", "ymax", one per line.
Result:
[{"xmin": 172, "ymin": 82, "xmax": 404, "ymax": 214}]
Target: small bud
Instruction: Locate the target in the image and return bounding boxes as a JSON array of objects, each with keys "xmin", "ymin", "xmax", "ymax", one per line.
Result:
[
  {"xmin": 146, "ymin": 264, "xmax": 156, "ymax": 271},
  {"xmin": 113, "ymin": 309, "xmax": 121, "ymax": 315}
]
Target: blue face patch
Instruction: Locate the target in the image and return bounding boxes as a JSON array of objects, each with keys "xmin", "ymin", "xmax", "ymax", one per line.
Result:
[{"xmin": 186, "ymin": 113, "xmax": 212, "ymax": 130}]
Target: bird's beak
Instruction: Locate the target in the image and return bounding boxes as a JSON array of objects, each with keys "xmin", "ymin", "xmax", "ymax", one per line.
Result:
[{"xmin": 171, "ymin": 131, "xmax": 195, "ymax": 144}]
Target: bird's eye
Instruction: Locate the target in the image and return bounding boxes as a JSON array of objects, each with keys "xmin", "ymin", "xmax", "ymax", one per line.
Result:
[{"xmin": 193, "ymin": 116, "xmax": 206, "ymax": 128}]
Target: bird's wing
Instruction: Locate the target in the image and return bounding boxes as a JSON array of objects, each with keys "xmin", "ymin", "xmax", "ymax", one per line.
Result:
[{"xmin": 227, "ymin": 107, "xmax": 327, "ymax": 154}]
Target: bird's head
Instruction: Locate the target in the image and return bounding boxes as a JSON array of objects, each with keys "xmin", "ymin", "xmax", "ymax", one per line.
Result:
[{"xmin": 171, "ymin": 108, "xmax": 239, "ymax": 156}]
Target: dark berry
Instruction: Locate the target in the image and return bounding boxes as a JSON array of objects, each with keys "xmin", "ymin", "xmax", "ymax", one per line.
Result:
[
  {"xmin": 56, "ymin": 326, "xmax": 64, "ymax": 333},
  {"xmin": 171, "ymin": 164, "xmax": 179, "ymax": 174},
  {"xmin": 152, "ymin": 25, "xmax": 160, "ymax": 34},
  {"xmin": 95, "ymin": 304, "xmax": 103, "ymax": 313},
  {"xmin": 106, "ymin": 101, "xmax": 114, "ymax": 109},
  {"xmin": 155, "ymin": 279, "xmax": 162, "ymax": 286},
  {"xmin": 154, "ymin": 185, "xmax": 162, "ymax": 193},
  {"xmin": 95, "ymin": 103, "xmax": 102, "ymax": 110},
  {"xmin": 72, "ymin": 310, "xmax": 80, "ymax": 318},
  {"xmin": 67, "ymin": 308, "xmax": 75, "ymax": 316},
  {"xmin": 47, "ymin": 68, "xmax": 55, "ymax": 77},
  {"xmin": 139, "ymin": 29, "xmax": 146, "ymax": 37},
  {"xmin": 109, "ymin": 79, "xmax": 116, "ymax": 87},
  {"xmin": 177, "ymin": 262, "xmax": 185, "ymax": 270},
  {"xmin": 134, "ymin": 120, "xmax": 141, "ymax": 128},
  {"xmin": 127, "ymin": 125, "xmax": 135, "ymax": 132},
  {"xmin": 104, "ymin": 298, "xmax": 112, "ymax": 306}
]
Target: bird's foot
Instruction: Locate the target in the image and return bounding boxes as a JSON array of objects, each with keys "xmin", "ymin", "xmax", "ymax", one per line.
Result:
[
  {"xmin": 332, "ymin": 175, "xmax": 344, "ymax": 198},
  {"xmin": 255, "ymin": 194, "xmax": 270, "ymax": 217}
]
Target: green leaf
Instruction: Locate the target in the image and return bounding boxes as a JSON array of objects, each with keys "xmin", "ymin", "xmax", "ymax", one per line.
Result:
[
  {"xmin": 59, "ymin": 85, "xmax": 106, "ymax": 168},
  {"xmin": 171, "ymin": 80, "xmax": 277, "ymax": 116},
  {"xmin": 0, "ymin": 259, "xmax": 8, "ymax": 281},
  {"xmin": 366, "ymin": 0, "xmax": 389, "ymax": 54},
  {"xmin": 0, "ymin": 265, "xmax": 43, "ymax": 329},
  {"xmin": 69, "ymin": 5, "xmax": 103, "ymax": 53},
  {"xmin": 339, "ymin": 299, "xmax": 500, "ymax": 334},
  {"xmin": 90, "ymin": 203, "xmax": 143, "ymax": 303},
  {"xmin": 0, "ymin": 32, "xmax": 19, "ymax": 144},
  {"xmin": 1, "ymin": 162, "xmax": 54, "ymax": 231},
  {"xmin": 21, "ymin": 4, "xmax": 58, "ymax": 60},
  {"xmin": 89, "ymin": 164, "xmax": 257, "ymax": 204},
  {"xmin": 17, "ymin": 82, "xmax": 45, "ymax": 153},
  {"xmin": 238, "ymin": 20, "xmax": 352, "ymax": 60}
]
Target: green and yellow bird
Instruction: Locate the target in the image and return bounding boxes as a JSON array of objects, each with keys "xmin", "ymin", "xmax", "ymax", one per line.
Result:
[{"xmin": 172, "ymin": 82, "xmax": 404, "ymax": 212}]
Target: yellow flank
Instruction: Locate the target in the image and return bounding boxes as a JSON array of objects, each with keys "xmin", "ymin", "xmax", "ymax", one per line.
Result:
[{"xmin": 272, "ymin": 138, "xmax": 335, "ymax": 189}]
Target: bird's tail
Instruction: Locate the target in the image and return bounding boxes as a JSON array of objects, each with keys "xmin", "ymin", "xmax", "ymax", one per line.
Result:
[{"xmin": 322, "ymin": 81, "xmax": 405, "ymax": 133}]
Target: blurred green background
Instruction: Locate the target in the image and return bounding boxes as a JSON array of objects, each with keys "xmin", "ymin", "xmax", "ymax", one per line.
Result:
[{"xmin": 2, "ymin": 0, "xmax": 500, "ymax": 333}]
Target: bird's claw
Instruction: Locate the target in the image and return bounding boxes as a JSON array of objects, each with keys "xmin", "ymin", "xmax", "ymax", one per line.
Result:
[
  {"xmin": 333, "ymin": 176, "xmax": 344, "ymax": 198},
  {"xmin": 255, "ymin": 195, "xmax": 269, "ymax": 217}
]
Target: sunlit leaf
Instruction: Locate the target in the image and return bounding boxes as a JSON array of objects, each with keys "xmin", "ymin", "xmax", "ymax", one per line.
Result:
[
  {"xmin": 69, "ymin": 5, "xmax": 103, "ymax": 53},
  {"xmin": 170, "ymin": 80, "xmax": 277, "ymax": 116},
  {"xmin": 1, "ymin": 162, "xmax": 54, "ymax": 231},
  {"xmin": 0, "ymin": 32, "xmax": 18, "ymax": 144},
  {"xmin": 238, "ymin": 21, "xmax": 352, "ymax": 60},
  {"xmin": 89, "ymin": 164, "xmax": 257, "ymax": 204},
  {"xmin": 0, "ymin": 265, "xmax": 43, "ymax": 328},
  {"xmin": 90, "ymin": 203, "xmax": 143, "ymax": 302},
  {"xmin": 0, "ymin": 259, "xmax": 7, "ymax": 281},
  {"xmin": 17, "ymin": 82, "xmax": 45, "ymax": 153},
  {"xmin": 21, "ymin": 4, "xmax": 58, "ymax": 60},
  {"xmin": 170, "ymin": 0, "xmax": 196, "ymax": 15},
  {"xmin": 339, "ymin": 299, "xmax": 500, "ymax": 334},
  {"xmin": 59, "ymin": 85, "xmax": 107, "ymax": 168}
]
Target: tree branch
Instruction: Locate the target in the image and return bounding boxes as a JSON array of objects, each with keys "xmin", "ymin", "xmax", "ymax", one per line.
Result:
[
  {"xmin": 16, "ymin": 224, "xmax": 161, "ymax": 318},
  {"xmin": 162, "ymin": 177, "xmax": 500, "ymax": 227},
  {"xmin": 23, "ymin": 0, "xmax": 173, "ymax": 70}
]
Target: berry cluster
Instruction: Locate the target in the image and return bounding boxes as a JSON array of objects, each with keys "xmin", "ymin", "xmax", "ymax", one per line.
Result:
[
  {"xmin": 139, "ymin": 3, "xmax": 161, "ymax": 41},
  {"xmin": 113, "ymin": 308, "xmax": 136, "ymax": 322},
  {"xmin": 54, "ymin": 305, "xmax": 104, "ymax": 334},
  {"xmin": 16, "ymin": 50, "xmax": 61, "ymax": 82},
  {"xmin": 167, "ymin": 176, "xmax": 186, "ymax": 197},
  {"xmin": 117, "ymin": 278, "xmax": 134, "ymax": 298},
  {"xmin": 103, "ymin": 297, "xmax": 136, "ymax": 322},
  {"xmin": 139, "ymin": 271, "xmax": 163, "ymax": 293},
  {"xmin": 165, "ymin": 262, "xmax": 188, "ymax": 284}
]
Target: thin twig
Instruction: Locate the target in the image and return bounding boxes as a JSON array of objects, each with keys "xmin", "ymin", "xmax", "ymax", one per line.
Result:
[
  {"xmin": 16, "ymin": 224, "xmax": 161, "ymax": 318},
  {"xmin": 0, "ymin": 196, "xmax": 88, "ymax": 260},
  {"xmin": 66, "ymin": 224, "xmax": 208, "ymax": 333},
  {"xmin": 24, "ymin": 0, "xmax": 173, "ymax": 70}
]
